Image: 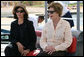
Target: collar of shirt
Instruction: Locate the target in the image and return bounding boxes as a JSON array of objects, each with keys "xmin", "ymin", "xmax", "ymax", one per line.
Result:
[{"xmin": 50, "ymin": 19, "xmax": 63, "ymax": 33}]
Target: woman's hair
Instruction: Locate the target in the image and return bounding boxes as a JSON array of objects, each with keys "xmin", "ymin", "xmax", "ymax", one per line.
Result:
[
  {"xmin": 48, "ymin": 2, "xmax": 63, "ymax": 17},
  {"xmin": 12, "ymin": 4, "xmax": 28, "ymax": 20}
]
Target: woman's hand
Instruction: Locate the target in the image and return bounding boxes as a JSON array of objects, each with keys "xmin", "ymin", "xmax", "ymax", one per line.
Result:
[
  {"xmin": 22, "ymin": 49, "xmax": 30, "ymax": 56},
  {"xmin": 16, "ymin": 42, "xmax": 24, "ymax": 55},
  {"xmin": 16, "ymin": 42, "xmax": 30, "ymax": 56},
  {"xmin": 45, "ymin": 46, "xmax": 56, "ymax": 55}
]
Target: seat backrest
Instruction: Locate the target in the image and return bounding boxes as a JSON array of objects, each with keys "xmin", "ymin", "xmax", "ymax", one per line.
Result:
[{"xmin": 67, "ymin": 37, "xmax": 77, "ymax": 53}]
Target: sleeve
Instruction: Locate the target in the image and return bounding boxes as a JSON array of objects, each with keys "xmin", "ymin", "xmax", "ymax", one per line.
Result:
[
  {"xmin": 40, "ymin": 25, "xmax": 48, "ymax": 51},
  {"xmin": 55, "ymin": 22, "xmax": 72, "ymax": 51},
  {"xmin": 27, "ymin": 21, "xmax": 37, "ymax": 51},
  {"xmin": 9, "ymin": 22, "xmax": 18, "ymax": 44}
]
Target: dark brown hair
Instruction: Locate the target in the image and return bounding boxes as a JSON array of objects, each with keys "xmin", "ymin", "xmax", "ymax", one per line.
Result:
[{"xmin": 12, "ymin": 4, "xmax": 28, "ymax": 20}]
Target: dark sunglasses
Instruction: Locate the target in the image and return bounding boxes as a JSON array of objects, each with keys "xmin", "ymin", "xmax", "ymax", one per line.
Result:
[
  {"xmin": 47, "ymin": 11, "xmax": 55, "ymax": 14},
  {"xmin": 16, "ymin": 10, "xmax": 24, "ymax": 13}
]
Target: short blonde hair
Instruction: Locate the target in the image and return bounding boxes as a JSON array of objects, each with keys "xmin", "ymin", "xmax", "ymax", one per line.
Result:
[{"xmin": 48, "ymin": 2, "xmax": 63, "ymax": 17}]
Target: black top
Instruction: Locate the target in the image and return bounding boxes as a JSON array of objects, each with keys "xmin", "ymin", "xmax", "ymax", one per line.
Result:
[{"xmin": 10, "ymin": 19, "xmax": 37, "ymax": 51}]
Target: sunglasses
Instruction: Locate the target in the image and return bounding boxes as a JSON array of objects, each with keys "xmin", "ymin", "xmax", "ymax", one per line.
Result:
[
  {"xmin": 47, "ymin": 11, "xmax": 55, "ymax": 14},
  {"xmin": 16, "ymin": 10, "xmax": 24, "ymax": 13}
]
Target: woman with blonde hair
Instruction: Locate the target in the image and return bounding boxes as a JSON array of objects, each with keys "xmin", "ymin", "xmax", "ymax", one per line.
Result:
[
  {"xmin": 4, "ymin": 4, "xmax": 37, "ymax": 56},
  {"xmin": 38, "ymin": 2, "xmax": 72, "ymax": 56}
]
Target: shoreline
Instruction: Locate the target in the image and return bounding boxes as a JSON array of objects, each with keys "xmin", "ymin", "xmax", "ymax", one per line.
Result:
[
  {"xmin": 1, "ymin": 6, "xmax": 45, "ymax": 15},
  {"xmin": 1, "ymin": 6, "xmax": 83, "ymax": 15}
]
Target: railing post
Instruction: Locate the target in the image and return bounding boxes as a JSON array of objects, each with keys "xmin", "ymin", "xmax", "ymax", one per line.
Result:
[
  {"xmin": 77, "ymin": 1, "xmax": 80, "ymax": 31},
  {"xmin": 45, "ymin": 1, "xmax": 48, "ymax": 23}
]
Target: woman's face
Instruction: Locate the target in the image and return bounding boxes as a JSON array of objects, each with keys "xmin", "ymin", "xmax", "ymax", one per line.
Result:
[
  {"xmin": 16, "ymin": 8, "xmax": 25, "ymax": 19},
  {"xmin": 48, "ymin": 7, "xmax": 59, "ymax": 20}
]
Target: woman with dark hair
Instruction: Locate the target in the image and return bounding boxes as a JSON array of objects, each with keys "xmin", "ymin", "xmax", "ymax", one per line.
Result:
[{"xmin": 4, "ymin": 4, "xmax": 37, "ymax": 56}]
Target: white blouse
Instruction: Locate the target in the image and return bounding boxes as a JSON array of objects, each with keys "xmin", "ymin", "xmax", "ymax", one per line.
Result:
[{"xmin": 40, "ymin": 19, "xmax": 72, "ymax": 51}]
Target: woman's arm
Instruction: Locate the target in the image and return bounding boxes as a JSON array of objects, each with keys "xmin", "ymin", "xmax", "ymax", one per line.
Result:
[
  {"xmin": 27, "ymin": 21, "xmax": 37, "ymax": 51},
  {"xmin": 55, "ymin": 22, "xmax": 72, "ymax": 51},
  {"xmin": 16, "ymin": 42, "xmax": 24, "ymax": 54},
  {"xmin": 10, "ymin": 22, "xmax": 27, "ymax": 55},
  {"xmin": 16, "ymin": 42, "xmax": 30, "ymax": 56},
  {"xmin": 40, "ymin": 25, "xmax": 48, "ymax": 51},
  {"xmin": 9, "ymin": 22, "xmax": 18, "ymax": 44}
]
